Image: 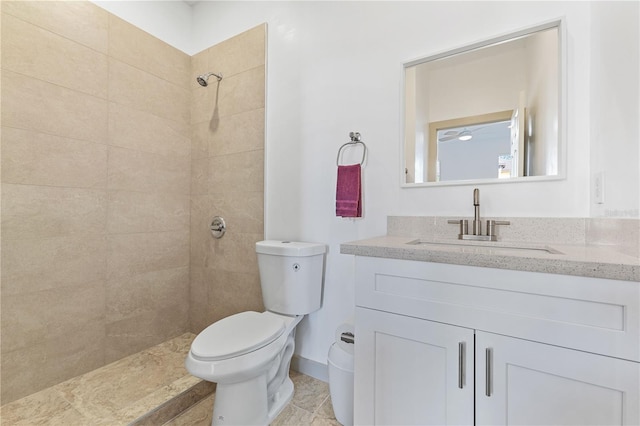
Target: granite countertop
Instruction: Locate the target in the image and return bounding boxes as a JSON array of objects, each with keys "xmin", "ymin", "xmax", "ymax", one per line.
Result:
[{"xmin": 341, "ymin": 236, "xmax": 640, "ymax": 282}]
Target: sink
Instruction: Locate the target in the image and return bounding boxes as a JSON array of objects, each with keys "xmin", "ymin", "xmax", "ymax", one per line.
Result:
[{"xmin": 406, "ymin": 239, "xmax": 563, "ymax": 255}]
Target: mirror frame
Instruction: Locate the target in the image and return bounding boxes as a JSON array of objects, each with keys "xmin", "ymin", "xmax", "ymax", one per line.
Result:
[{"xmin": 400, "ymin": 19, "xmax": 567, "ymax": 188}]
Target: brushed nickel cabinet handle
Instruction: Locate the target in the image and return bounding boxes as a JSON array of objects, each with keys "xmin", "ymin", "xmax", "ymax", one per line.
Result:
[
  {"xmin": 458, "ymin": 341, "xmax": 465, "ymax": 389},
  {"xmin": 485, "ymin": 347, "xmax": 492, "ymax": 397}
]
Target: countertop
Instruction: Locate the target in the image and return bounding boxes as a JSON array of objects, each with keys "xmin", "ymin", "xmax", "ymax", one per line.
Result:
[{"xmin": 341, "ymin": 236, "xmax": 640, "ymax": 282}]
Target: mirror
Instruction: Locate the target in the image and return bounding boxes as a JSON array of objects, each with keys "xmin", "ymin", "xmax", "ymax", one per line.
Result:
[{"xmin": 403, "ymin": 20, "xmax": 564, "ymax": 186}]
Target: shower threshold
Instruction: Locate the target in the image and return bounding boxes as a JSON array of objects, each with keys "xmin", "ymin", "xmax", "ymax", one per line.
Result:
[{"xmin": 0, "ymin": 333, "xmax": 214, "ymax": 425}]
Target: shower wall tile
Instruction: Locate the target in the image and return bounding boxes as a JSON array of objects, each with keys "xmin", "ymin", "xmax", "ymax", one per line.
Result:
[
  {"xmin": 2, "ymin": 0, "xmax": 109, "ymax": 53},
  {"xmin": 1, "ymin": 235, "xmax": 108, "ymax": 295},
  {"xmin": 191, "ymin": 120, "xmax": 211, "ymax": 159},
  {"xmin": 107, "ymin": 190, "xmax": 189, "ymax": 234},
  {"xmin": 1, "ymin": 320, "xmax": 105, "ymax": 404},
  {"xmin": 109, "ymin": 58, "xmax": 190, "ymax": 124},
  {"xmin": 209, "ymin": 149, "xmax": 264, "ymax": 194},
  {"xmin": 1, "ymin": 127, "xmax": 108, "ymax": 188},
  {"xmin": 205, "ymin": 24, "xmax": 266, "ymax": 79},
  {"xmin": 2, "ymin": 13, "xmax": 108, "ymax": 98},
  {"xmin": 1, "ymin": 281, "xmax": 106, "ymax": 354},
  {"xmin": 108, "ymin": 15, "xmax": 191, "ymax": 89},
  {"xmin": 190, "ymin": 157, "xmax": 210, "ymax": 196},
  {"xmin": 1, "ymin": 184, "xmax": 107, "ymax": 240},
  {"xmin": 210, "ymin": 191, "xmax": 264, "ymax": 235},
  {"xmin": 206, "ymin": 232, "xmax": 263, "ymax": 274},
  {"xmin": 190, "ymin": 78, "xmax": 219, "ymax": 125},
  {"xmin": 189, "ymin": 195, "xmax": 213, "ymax": 268},
  {"xmin": 206, "ymin": 269, "xmax": 264, "ymax": 324},
  {"xmin": 1, "ymin": 0, "xmax": 193, "ymax": 404},
  {"xmin": 189, "ymin": 24, "xmax": 266, "ymax": 332},
  {"xmin": 107, "ymin": 146, "xmax": 190, "ymax": 195},
  {"xmin": 209, "ymin": 107, "xmax": 265, "ymax": 156},
  {"xmin": 106, "ymin": 266, "xmax": 189, "ymax": 323},
  {"xmin": 1, "ymin": 70, "xmax": 109, "ymax": 143},
  {"xmin": 105, "ymin": 303, "xmax": 189, "ymax": 363},
  {"xmin": 217, "ymin": 66, "xmax": 266, "ymax": 118},
  {"xmin": 108, "ymin": 103, "xmax": 190, "ymax": 158},
  {"xmin": 107, "ymin": 231, "xmax": 189, "ymax": 280}
]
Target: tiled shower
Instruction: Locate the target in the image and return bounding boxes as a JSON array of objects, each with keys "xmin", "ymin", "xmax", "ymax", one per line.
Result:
[{"xmin": 1, "ymin": 0, "xmax": 266, "ymax": 404}]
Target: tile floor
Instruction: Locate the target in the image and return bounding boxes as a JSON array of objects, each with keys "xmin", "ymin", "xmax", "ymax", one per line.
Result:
[
  {"xmin": 0, "ymin": 333, "xmax": 341, "ymax": 426},
  {"xmin": 167, "ymin": 371, "xmax": 341, "ymax": 426}
]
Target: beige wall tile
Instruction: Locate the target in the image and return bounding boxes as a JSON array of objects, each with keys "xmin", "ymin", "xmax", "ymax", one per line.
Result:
[
  {"xmin": 105, "ymin": 304, "xmax": 188, "ymax": 363},
  {"xmin": 205, "ymin": 232, "xmax": 263, "ymax": 274},
  {"xmin": 107, "ymin": 231, "xmax": 189, "ymax": 280},
  {"xmin": 190, "ymin": 80, "xmax": 219, "ymax": 125},
  {"xmin": 217, "ymin": 66, "xmax": 265, "ymax": 118},
  {"xmin": 0, "ymin": 320, "xmax": 106, "ymax": 405},
  {"xmin": 210, "ymin": 108, "xmax": 265, "ymax": 157},
  {"xmin": 209, "ymin": 149, "xmax": 264, "ymax": 194},
  {"xmin": 191, "ymin": 157, "xmax": 210, "ymax": 196},
  {"xmin": 191, "ymin": 121, "xmax": 211, "ymax": 159},
  {"xmin": 206, "ymin": 24, "xmax": 266, "ymax": 79},
  {"xmin": 190, "ymin": 195, "xmax": 214, "ymax": 268},
  {"xmin": 107, "ymin": 190, "xmax": 189, "ymax": 234},
  {"xmin": 1, "ymin": 184, "xmax": 107, "ymax": 240},
  {"xmin": 1, "ymin": 127, "xmax": 108, "ymax": 188},
  {"xmin": 206, "ymin": 269, "xmax": 264, "ymax": 325},
  {"xmin": 2, "ymin": 0, "xmax": 108, "ymax": 53},
  {"xmin": 109, "ymin": 59, "xmax": 189, "ymax": 124},
  {"xmin": 107, "ymin": 146, "xmax": 190, "ymax": 195},
  {"xmin": 1, "ymin": 70, "xmax": 109, "ymax": 143},
  {"xmin": 109, "ymin": 103, "xmax": 190, "ymax": 158},
  {"xmin": 1, "ymin": 281, "xmax": 106, "ymax": 353},
  {"xmin": 1, "ymin": 235, "xmax": 108, "ymax": 295},
  {"xmin": 106, "ymin": 266, "xmax": 189, "ymax": 323},
  {"xmin": 108, "ymin": 15, "xmax": 190, "ymax": 89},
  {"xmin": 2, "ymin": 13, "xmax": 108, "ymax": 98},
  {"xmin": 210, "ymin": 191, "xmax": 264, "ymax": 235}
]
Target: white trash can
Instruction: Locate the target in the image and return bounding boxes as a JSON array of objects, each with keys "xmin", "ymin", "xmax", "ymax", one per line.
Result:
[{"xmin": 328, "ymin": 325, "xmax": 354, "ymax": 426}]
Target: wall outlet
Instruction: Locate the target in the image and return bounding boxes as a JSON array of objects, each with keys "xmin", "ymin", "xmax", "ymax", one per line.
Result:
[{"xmin": 594, "ymin": 171, "xmax": 605, "ymax": 204}]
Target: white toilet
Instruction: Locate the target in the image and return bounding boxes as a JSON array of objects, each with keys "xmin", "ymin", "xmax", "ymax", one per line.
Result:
[{"xmin": 185, "ymin": 240, "xmax": 326, "ymax": 425}]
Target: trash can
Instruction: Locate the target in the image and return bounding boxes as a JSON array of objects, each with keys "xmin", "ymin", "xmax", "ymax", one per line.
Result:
[{"xmin": 328, "ymin": 323, "xmax": 354, "ymax": 426}]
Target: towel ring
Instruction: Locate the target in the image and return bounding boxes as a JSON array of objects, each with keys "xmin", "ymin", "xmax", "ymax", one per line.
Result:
[{"xmin": 336, "ymin": 132, "xmax": 367, "ymax": 166}]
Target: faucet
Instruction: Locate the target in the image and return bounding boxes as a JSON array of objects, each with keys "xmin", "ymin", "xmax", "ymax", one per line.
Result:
[
  {"xmin": 472, "ymin": 188, "xmax": 481, "ymax": 236},
  {"xmin": 448, "ymin": 188, "xmax": 510, "ymax": 241}
]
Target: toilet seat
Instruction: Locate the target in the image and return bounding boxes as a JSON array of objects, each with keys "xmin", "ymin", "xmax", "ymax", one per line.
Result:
[{"xmin": 190, "ymin": 311, "xmax": 286, "ymax": 361}]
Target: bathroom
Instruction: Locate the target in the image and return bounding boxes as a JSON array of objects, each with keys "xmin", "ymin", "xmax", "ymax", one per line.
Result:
[{"xmin": 1, "ymin": 0, "xmax": 638, "ymax": 424}]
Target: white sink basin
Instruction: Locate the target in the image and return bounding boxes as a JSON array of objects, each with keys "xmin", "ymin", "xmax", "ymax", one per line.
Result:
[{"xmin": 406, "ymin": 239, "xmax": 563, "ymax": 255}]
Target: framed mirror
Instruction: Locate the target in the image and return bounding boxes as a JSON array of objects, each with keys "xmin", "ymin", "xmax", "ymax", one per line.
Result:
[{"xmin": 402, "ymin": 20, "xmax": 565, "ymax": 186}]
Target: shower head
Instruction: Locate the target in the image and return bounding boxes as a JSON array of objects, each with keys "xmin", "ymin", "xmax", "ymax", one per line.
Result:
[{"xmin": 196, "ymin": 72, "xmax": 223, "ymax": 86}]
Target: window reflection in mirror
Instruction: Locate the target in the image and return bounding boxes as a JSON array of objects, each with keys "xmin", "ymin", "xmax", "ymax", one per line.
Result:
[{"xmin": 403, "ymin": 21, "xmax": 561, "ymax": 186}]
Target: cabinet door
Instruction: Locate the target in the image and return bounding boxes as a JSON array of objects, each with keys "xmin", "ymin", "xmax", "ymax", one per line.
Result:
[
  {"xmin": 476, "ymin": 331, "xmax": 640, "ymax": 425},
  {"xmin": 355, "ymin": 307, "xmax": 474, "ymax": 425}
]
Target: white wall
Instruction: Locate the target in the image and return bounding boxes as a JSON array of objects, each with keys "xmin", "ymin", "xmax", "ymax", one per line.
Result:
[
  {"xmin": 91, "ymin": 0, "xmax": 640, "ymax": 368},
  {"xmin": 589, "ymin": 1, "xmax": 640, "ymax": 218}
]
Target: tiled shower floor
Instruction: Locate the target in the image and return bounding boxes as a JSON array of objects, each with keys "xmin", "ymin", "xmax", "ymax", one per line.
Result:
[{"xmin": 0, "ymin": 333, "xmax": 340, "ymax": 425}]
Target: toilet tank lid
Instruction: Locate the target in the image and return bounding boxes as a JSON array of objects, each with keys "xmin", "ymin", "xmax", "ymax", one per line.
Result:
[{"xmin": 256, "ymin": 240, "xmax": 326, "ymax": 256}]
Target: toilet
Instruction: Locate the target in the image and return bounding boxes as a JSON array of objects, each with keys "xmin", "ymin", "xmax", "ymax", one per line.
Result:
[{"xmin": 185, "ymin": 240, "xmax": 326, "ymax": 425}]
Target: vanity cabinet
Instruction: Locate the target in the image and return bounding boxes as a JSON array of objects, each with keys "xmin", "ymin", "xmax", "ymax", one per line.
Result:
[{"xmin": 354, "ymin": 256, "xmax": 640, "ymax": 425}]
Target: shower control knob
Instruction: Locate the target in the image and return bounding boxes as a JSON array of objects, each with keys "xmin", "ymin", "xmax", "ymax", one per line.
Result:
[{"xmin": 210, "ymin": 216, "xmax": 226, "ymax": 239}]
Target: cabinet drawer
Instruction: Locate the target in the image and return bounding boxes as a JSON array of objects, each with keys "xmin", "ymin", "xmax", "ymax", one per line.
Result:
[{"xmin": 355, "ymin": 257, "xmax": 640, "ymax": 361}]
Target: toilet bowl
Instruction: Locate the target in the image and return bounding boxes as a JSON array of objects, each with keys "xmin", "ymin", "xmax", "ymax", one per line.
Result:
[
  {"xmin": 185, "ymin": 241, "xmax": 326, "ymax": 426},
  {"xmin": 186, "ymin": 311, "xmax": 302, "ymax": 424}
]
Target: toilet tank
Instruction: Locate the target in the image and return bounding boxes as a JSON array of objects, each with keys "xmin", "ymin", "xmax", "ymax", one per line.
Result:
[{"xmin": 256, "ymin": 241, "xmax": 326, "ymax": 315}]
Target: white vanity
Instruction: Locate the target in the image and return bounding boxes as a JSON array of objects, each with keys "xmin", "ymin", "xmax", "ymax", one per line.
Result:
[{"xmin": 341, "ymin": 221, "xmax": 640, "ymax": 425}]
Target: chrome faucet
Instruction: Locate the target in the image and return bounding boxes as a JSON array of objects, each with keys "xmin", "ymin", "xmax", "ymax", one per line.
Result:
[
  {"xmin": 472, "ymin": 188, "xmax": 481, "ymax": 236},
  {"xmin": 448, "ymin": 188, "xmax": 510, "ymax": 241}
]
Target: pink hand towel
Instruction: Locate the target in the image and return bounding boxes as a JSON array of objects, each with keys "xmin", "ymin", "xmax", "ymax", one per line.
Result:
[{"xmin": 336, "ymin": 164, "xmax": 362, "ymax": 217}]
